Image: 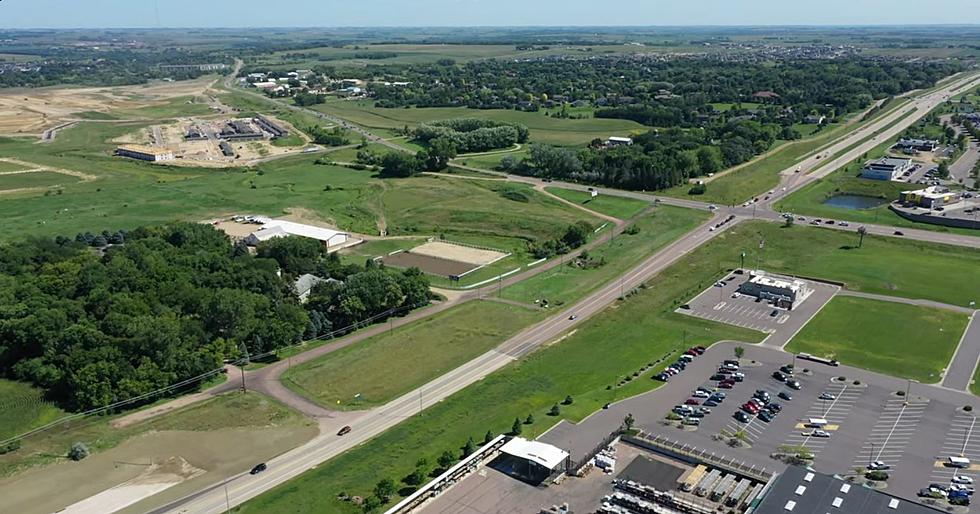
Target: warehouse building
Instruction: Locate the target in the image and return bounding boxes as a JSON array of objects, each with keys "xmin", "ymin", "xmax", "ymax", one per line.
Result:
[
  {"xmin": 899, "ymin": 185, "xmax": 963, "ymax": 210},
  {"xmin": 253, "ymin": 115, "xmax": 289, "ymax": 139},
  {"xmin": 115, "ymin": 145, "xmax": 175, "ymax": 162},
  {"xmin": 737, "ymin": 270, "xmax": 811, "ymax": 310},
  {"xmin": 219, "ymin": 141, "xmax": 235, "ymax": 157},
  {"xmin": 244, "ymin": 218, "xmax": 350, "ymax": 249},
  {"xmin": 895, "ymin": 138, "xmax": 940, "ymax": 152},
  {"xmin": 861, "ymin": 157, "xmax": 913, "ymax": 181}
]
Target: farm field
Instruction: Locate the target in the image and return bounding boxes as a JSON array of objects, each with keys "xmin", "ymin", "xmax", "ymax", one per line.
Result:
[
  {"xmin": 282, "ymin": 301, "xmax": 545, "ymax": 410},
  {"xmin": 310, "ymin": 99, "xmax": 644, "ymax": 146},
  {"xmin": 544, "ymin": 186, "xmax": 650, "ymax": 219},
  {"xmin": 786, "ymin": 296, "xmax": 968, "ymax": 382},
  {"xmin": 0, "ymin": 379, "xmax": 66, "ymax": 442},
  {"xmin": 0, "ymin": 392, "xmax": 316, "ymax": 514},
  {"xmin": 501, "ymin": 205, "xmax": 709, "ymax": 307},
  {"xmin": 455, "ymin": 146, "xmax": 528, "ymax": 171},
  {"xmin": 237, "ymin": 216, "xmax": 766, "ymax": 514},
  {"xmin": 0, "ymin": 125, "xmax": 594, "ymax": 246}
]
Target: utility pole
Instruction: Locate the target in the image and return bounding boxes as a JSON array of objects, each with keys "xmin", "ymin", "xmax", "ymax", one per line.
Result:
[{"xmin": 239, "ymin": 343, "xmax": 250, "ymax": 393}]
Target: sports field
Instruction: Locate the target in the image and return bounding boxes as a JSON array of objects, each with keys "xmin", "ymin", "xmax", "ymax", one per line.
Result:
[
  {"xmin": 310, "ymin": 99, "xmax": 644, "ymax": 146},
  {"xmin": 787, "ymin": 296, "xmax": 968, "ymax": 382}
]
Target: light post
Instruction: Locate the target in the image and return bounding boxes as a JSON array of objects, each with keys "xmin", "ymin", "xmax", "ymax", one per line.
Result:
[
  {"xmin": 224, "ymin": 482, "xmax": 231, "ymax": 513},
  {"xmin": 239, "ymin": 343, "xmax": 250, "ymax": 393},
  {"xmin": 869, "ymin": 441, "xmax": 874, "ymax": 469}
]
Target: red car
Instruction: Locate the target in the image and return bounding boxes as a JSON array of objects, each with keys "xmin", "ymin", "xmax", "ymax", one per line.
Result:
[
  {"xmin": 718, "ymin": 382, "xmax": 734, "ymax": 389},
  {"xmin": 337, "ymin": 425, "xmax": 352, "ymax": 436},
  {"xmin": 719, "ymin": 379, "xmax": 736, "ymax": 386},
  {"xmin": 694, "ymin": 346, "xmax": 706, "ymax": 355},
  {"xmin": 742, "ymin": 403, "xmax": 760, "ymax": 414},
  {"xmin": 685, "ymin": 349, "xmax": 698, "ymax": 356},
  {"xmin": 684, "ymin": 399, "xmax": 700, "ymax": 405}
]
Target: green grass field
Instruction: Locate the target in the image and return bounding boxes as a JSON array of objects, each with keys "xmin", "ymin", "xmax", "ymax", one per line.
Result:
[
  {"xmin": 72, "ymin": 111, "xmax": 119, "ymax": 121},
  {"xmin": 283, "ymin": 301, "xmax": 544, "ymax": 410},
  {"xmin": 0, "ymin": 171, "xmax": 80, "ymax": 190},
  {"xmin": 271, "ymin": 134, "xmax": 306, "ymax": 147},
  {"xmin": 238, "ymin": 219, "xmax": 764, "ymax": 514},
  {"xmin": 501, "ymin": 205, "xmax": 709, "ymax": 307},
  {"xmin": 0, "ymin": 125, "xmax": 594, "ymax": 245},
  {"xmin": 455, "ymin": 147, "xmax": 528, "ymax": 170},
  {"xmin": 787, "ymin": 296, "xmax": 968, "ymax": 382},
  {"xmin": 0, "ymin": 379, "xmax": 66, "ymax": 442},
  {"xmin": 114, "ymin": 96, "xmax": 213, "ymax": 119},
  {"xmin": 310, "ymin": 99, "xmax": 644, "ymax": 146},
  {"xmin": 0, "ymin": 161, "xmax": 29, "ymax": 173},
  {"xmin": 544, "ymin": 187, "xmax": 650, "ymax": 220}
]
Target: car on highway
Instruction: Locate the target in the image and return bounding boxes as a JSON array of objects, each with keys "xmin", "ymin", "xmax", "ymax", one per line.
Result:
[
  {"xmin": 803, "ymin": 429, "xmax": 831, "ymax": 438},
  {"xmin": 867, "ymin": 461, "xmax": 890, "ymax": 471},
  {"xmin": 337, "ymin": 425, "xmax": 352, "ymax": 436},
  {"xmin": 894, "ymin": 230, "xmax": 904, "ymax": 236},
  {"xmin": 250, "ymin": 463, "xmax": 268, "ymax": 475},
  {"xmin": 778, "ymin": 391, "xmax": 793, "ymax": 401},
  {"xmin": 839, "ymin": 221, "xmax": 849, "ymax": 227},
  {"xmin": 818, "ymin": 392, "xmax": 836, "ymax": 400},
  {"xmin": 568, "ymin": 314, "xmax": 578, "ymax": 321}
]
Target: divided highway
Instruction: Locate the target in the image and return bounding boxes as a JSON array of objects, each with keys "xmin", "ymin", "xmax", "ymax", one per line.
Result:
[{"xmin": 152, "ymin": 71, "xmax": 980, "ymax": 513}]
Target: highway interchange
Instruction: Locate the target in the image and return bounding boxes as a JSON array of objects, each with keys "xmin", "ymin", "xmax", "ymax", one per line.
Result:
[{"xmin": 151, "ymin": 70, "xmax": 980, "ymax": 514}]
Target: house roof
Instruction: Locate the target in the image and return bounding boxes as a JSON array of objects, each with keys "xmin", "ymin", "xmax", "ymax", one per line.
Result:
[
  {"xmin": 249, "ymin": 218, "xmax": 348, "ymax": 245},
  {"xmin": 754, "ymin": 466, "xmax": 945, "ymax": 514},
  {"xmin": 499, "ymin": 437, "xmax": 568, "ymax": 470},
  {"xmin": 294, "ymin": 274, "xmax": 341, "ymax": 296}
]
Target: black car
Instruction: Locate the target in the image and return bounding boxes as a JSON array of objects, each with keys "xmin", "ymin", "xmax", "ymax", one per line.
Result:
[
  {"xmin": 654, "ymin": 373, "xmax": 669, "ymax": 382},
  {"xmin": 734, "ymin": 411, "xmax": 750, "ymax": 423},
  {"xmin": 704, "ymin": 399, "xmax": 719, "ymax": 407},
  {"xmin": 250, "ymin": 463, "xmax": 268, "ymax": 475},
  {"xmin": 766, "ymin": 402, "xmax": 782, "ymax": 412},
  {"xmin": 780, "ymin": 365, "xmax": 795, "ymax": 375},
  {"xmin": 772, "ymin": 371, "xmax": 786, "ymax": 382},
  {"xmin": 758, "ymin": 410, "xmax": 774, "ymax": 423},
  {"xmin": 710, "ymin": 373, "xmax": 728, "ymax": 381},
  {"xmin": 770, "ymin": 309, "xmax": 779, "ymax": 317},
  {"xmin": 778, "ymin": 391, "xmax": 793, "ymax": 401}
]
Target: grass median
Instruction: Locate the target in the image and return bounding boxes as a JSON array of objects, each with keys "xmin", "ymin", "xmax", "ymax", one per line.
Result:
[
  {"xmin": 544, "ymin": 186, "xmax": 651, "ymax": 220},
  {"xmin": 787, "ymin": 296, "xmax": 968, "ymax": 382}
]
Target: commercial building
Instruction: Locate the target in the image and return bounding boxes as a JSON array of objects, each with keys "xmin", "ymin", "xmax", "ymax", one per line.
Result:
[
  {"xmin": 244, "ymin": 218, "xmax": 350, "ymax": 249},
  {"xmin": 219, "ymin": 120, "xmax": 263, "ymax": 142},
  {"xmin": 899, "ymin": 185, "xmax": 963, "ymax": 209},
  {"xmin": 861, "ymin": 157, "xmax": 913, "ymax": 181},
  {"xmin": 895, "ymin": 138, "xmax": 940, "ymax": 152},
  {"xmin": 495, "ymin": 437, "xmax": 569, "ymax": 484},
  {"xmin": 606, "ymin": 136, "xmax": 634, "ymax": 146},
  {"xmin": 737, "ymin": 270, "xmax": 811, "ymax": 310},
  {"xmin": 115, "ymin": 145, "xmax": 175, "ymax": 162},
  {"xmin": 754, "ymin": 465, "xmax": 945, "ymax": 514}
]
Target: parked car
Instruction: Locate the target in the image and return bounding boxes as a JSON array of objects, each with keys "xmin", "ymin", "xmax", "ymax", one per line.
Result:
[
  {"xmin": 682, "ymin": 417, "xmax": 701, "ymax": 426},
  {"xmin": 696, "ymin": 407, "xmax": 712, "ymax": 415},
  {"xmin": 772, "ymin": 371, "xmax": 787, "ymax": 382},
  {"xmin": 804, "ymin": 429, "xmax": 830, "ymax": 438},
  {"xmin": 766, "ymin": 402, "xmax": 782, "ymax": 413},
  {"xmin": 684, "ymin": 399, "xmax": 700, "ymax": 405},
  {"xmin": 710, "ymin": 392, "xmax": 727, "ymax": 399},
  {"xmin": 867, "ymin": 461, "xmax": 890, "ymax": 471},
  {"xmin": 719, "ymin": 382, "xmax": 734, "ymax": 389},
  {"xmin": 655, "ymin": 373, "xmax": 670, "ymax": 381},
  {"xmin": 778, "ymin": 391, "xmax": 793, "ymax": 401},
  {"xmin": 734, "ymin": 411, "xmax": 751, "ymax": 423},
  {"xmin": 693, "ymin": 390, "xmax": 711, "ymax": 398},
  {"xmin": 788, "ymin": 380, "xmax": 802, "ymax": 390},
  {"xmin": 704, "ymin": 399, "xmax": 720, "ymax": 407},
  {"xmin": 953, "ymin": 475, "xmax": 975, "ymax": 485},
  {"xmin": 770, "ymin": 309, "xmax": 779, "ymax": 317},
  {"xmin": 250, "ymin": 463, "xmax": 268, "ymax": 475},
  {"xmin": 337, "ymin": 425, "xmax": 352, "ymax": 436},
  {"xmin": 780, "ymin": 365, "xmax": 795, "ymax": 375},
  {"xmin": 819, "ymin": 392, "xmax": 836, "ymax": 400},
  {"xmin": 711, "ymin": 373, "xmax": 728, "ymax": 381},
  {"xmin": 758, "ymin": 410, "xmax": 775, "ymax": 423}
]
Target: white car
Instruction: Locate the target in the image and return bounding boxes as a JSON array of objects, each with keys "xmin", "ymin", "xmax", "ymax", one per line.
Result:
[
  {"xmin": 953, "ymin": 475, "xmax": 975, "ymax": 485},
  {"xmin": 818, "ymin": 393, "xmax": 836, "ymax": 400},
  {"xmin": 868, "ymin": 461, "xmax": 890, "ymax": 471},
  {"xmin": 839, "ymin": 221, "xmax": 849, "ymax": 227},
  {"xmin": 731, "ymin": 292, "xmax": 741, "ymax": 299},
  {"xmin": 692, "ymin": 390, "xmax": 711, "ymax": 399},
  {"xmin": 804, "ymin": 429, "xmax": 831, "ymax": 438},
  {"xmin": 708, "ymin": 204, "xmax": 718, "ymax": 210}
]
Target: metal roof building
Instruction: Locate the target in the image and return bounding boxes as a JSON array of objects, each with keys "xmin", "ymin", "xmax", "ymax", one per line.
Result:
[{"xmin": 754, "ymin": 466, "xmax": 946, "ymax": 514}]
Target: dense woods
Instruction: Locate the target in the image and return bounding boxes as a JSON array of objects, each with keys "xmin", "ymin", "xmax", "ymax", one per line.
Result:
[
  {"xmin": 414, "ymin": 118, "xmax": 529, "ymax": 153},
  {"xmin": 0, "ymin": 224, "xmax": 429, "ymax": 411}
]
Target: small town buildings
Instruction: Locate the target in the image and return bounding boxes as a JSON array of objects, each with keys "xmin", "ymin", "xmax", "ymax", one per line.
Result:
[
  {"xmin": 253, "ymin": 115, "xmax": 288, "ymax": 139},
  {"xmin": 861, "ymin": 157, "xmax": 913, "ymax": 181},
  {"xmin": 219, "ymin": 141, "xmax": 235, "ymax": 157},
  {"xmin": 737, "ymin": 270, "xmax": 811, "ymax": 310},
  {"xmin": 115, "ymin": 145, "xmax": 175, "ymax": 162},
  {"xmin": 899, "ymin": 185, "xmax": 962, "ymax": 210}
]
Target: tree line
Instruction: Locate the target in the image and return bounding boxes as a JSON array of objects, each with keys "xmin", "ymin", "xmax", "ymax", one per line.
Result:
[{"xmin": 0, "ymin": 223, "xmax": 429, "ymax": 412}]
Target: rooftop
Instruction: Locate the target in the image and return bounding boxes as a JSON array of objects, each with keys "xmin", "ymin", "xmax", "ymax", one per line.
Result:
[
  {"xmin": 498, "ymin": 437, "xmax": 568, "ymax": 470},
  {"xmin": 748, "ymin": 270, "xmax": 805, "ymax": 292},
  {"xmin": 249, "ymin": 218, "xmax": 349, "ymax": 245},
  {"xmin": 116, "ymin": 144, "xmax": 172, "ymax": 156},
  {"xmin": 754, "ymin": 466, "xmax": 944, "ymax": 514}
]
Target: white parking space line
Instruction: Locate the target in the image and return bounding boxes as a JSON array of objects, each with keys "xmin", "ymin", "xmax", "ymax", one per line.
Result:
[
  {"xmin": 782, "ymin": 383, "xmax": 860, "ymax": 457},
  {"xmin": 930, "ymin": 413, "xmax": 979, "ymax": 482},
  {"xmin": 852, "ymin": 399, "xmax": 929, "ymax": 471}
]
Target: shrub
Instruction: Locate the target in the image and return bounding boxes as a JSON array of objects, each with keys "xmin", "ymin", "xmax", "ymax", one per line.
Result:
[
  {"xmin": 965, "ymin": 405, "xmax": 974, "ymax": 412},
  {"xmin": 0, "ymin": 440, "xmax": 21, "ymax": 455},
  {"xmin": 549, "ymin": 404, "xmax": 561, "ymax": 416},
  {"xmin": 68, "ymin": 442, "xmax": 90, "ymax": 461},
  {"xmin": 563, "ymin": 395, "xmax": 574, "ymax": 405},
  {"xmin": 864, "ymin": 470, "xmax": 889, "ymax": 481}
]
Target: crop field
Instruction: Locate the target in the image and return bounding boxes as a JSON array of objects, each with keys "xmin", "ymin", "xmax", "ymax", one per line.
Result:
[
  {"xmin": 282, "ymin": 301, "xmax": 545, "ymax": 410},
  {"xmin": 310, "ymin": 99, "xmax": 644, "ymax": 146},
  {"xmin": 0, "ymin": 379, "xmax": 65, "ymax": 442},
  {"xmin": 0, "ymin": 125, "xmax": 594, "ymax": 245},
  {"xmin": 787, "ymin": 296, "xmax": 968, "ymax": 382},
  {"xmin": 544, "ymin": 187, "xmax": 650, "ymax": 219}
]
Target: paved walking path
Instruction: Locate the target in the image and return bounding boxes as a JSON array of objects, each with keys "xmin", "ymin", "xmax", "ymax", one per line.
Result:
[
  {"xmin": 837, "ymin": 289, "xmax": 976, "ymax": 314},
  {"xmin": 942, "ymin": 311, "xmax": 980, "ymax": 391}
]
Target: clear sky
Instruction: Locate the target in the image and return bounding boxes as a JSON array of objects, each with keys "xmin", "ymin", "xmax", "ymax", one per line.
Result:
[{"xmin": 1, "ymin": 0, "xmax": 978, "ymax": 28}]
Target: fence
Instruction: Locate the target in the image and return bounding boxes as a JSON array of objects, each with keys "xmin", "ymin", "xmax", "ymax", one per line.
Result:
[
  {"xmin": 623, "ymin": 431, "xmax": 773, "ymax": 483},
  {"xmin": 569, "ymin": 429, "xmax": 624, "ymax": 474}
]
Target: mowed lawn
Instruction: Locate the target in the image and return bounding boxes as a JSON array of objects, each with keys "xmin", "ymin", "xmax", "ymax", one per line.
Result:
[
  {"xmin": 715, "ymin": 222, "xmax": 980, "ymax": 307},
  {"xmin": 0, "ymin": 161, "xmax": 29, "ymax": 173},
  {"xmin": 238, "ymin": 221, "xmax": 765, "ymax": 514},
  {"xmin": 787, "ymin": 296, "xmax": 969, "ymax": 382},
  {"xmin": 0, "ymin": 379, "xmax": 65, "ymax": 441},
  {"xmin": 501, "ymin": 205, "xmax": 709, "ymax": 307},
  {"xmin": 545, "ymin": 187, "xmax": 650, "ymax": 220},
  {"xmin": 311, "ymin": 100, "xmax": 645, "ymax": 146},
  {"xmin": 282, "ymin": 301, "xmax": 544, "ymax": 410},
  {"xmin": 0, "ymin": 171, "xmax": 80, "ymax": 191}
]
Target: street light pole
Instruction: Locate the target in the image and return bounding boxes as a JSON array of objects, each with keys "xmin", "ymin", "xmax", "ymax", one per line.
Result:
[
  {"xmin": 239, "ymin": 343, "xmax": 250, "ymax": 393},
  {"xmin": 224, "ymin": 482, "xmax": 231, "ymax": 513}
]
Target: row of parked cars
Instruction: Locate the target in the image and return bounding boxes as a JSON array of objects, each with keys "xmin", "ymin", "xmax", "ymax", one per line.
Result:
[
  {"xmin": 670, "ymin": 356, "xmax": 739, "ymax": 426},
  {"xmin": 654, "ymin": 346, "xmax": 706, "ymax": 382},
  {"xmin": 734, "ymin": 388, "xmax": 785, "ymax": 424}
]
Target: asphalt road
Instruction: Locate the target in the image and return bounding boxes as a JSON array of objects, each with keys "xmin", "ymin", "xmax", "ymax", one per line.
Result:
[
  {"xmin": 148, "ymin": 70, "xmax": 980, "ymax": 513},
  {"xmin": 942, "ymin": 312, "xmax": 980, "ymax": 391}
]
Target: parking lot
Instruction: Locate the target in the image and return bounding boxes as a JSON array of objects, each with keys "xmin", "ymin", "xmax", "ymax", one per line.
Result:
[
  {"xmin": 677, "ymin": 273, "xmax": 838, "ymax": 348},
  {"xmin": 540, "ymin": 341, "xmax": 980, "ymax": 511}
]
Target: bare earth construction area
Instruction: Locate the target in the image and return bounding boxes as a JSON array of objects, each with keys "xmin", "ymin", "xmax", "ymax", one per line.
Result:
[{"xmin": 383, "ymin": 240, "xmax": 509, "ymax": 278}]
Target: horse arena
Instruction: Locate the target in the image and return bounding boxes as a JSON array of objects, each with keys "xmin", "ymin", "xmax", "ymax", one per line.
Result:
[{"xmin": 382, "ymin": 241, "xmax": 509, "ymax": 279}]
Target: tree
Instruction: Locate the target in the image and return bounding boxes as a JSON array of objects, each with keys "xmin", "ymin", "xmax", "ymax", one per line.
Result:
[
  {"xmin": 379, "ymin": 152, "xmax": 421, "ymax": 178},
  {"xmin": 511, "ymin": 417, "xmax": 523, "ymax": 435},
  {"xmin": 623, "ymin": 413, "xmax": 635, "ymax": 431},
  {"xmin": 525, "ymin": 413, "xmax": 535, "ymax": 424},
  {"xmin": 734, "ymin": 346, "xmax": 745, "ymax": 359},
  {"xmin": 857, "ymin": 226, "xmax": 868, "ymax": 248},
  {"xmin": 437, "ymin": 450, "xmax": 455, "ymax": 469},
  {"xmin": 548, "ymin": 403, "xmax": 561, "ymax": 416},
  {"xmin": 696, "ymin": 147, "xmax": 723, "ymax": 175},
  {"xmin": 483, "ymin": 430, "xmax": 494, "ymax": 444},
  {"xmin": 783, "ymin": 216, "xmax": 794, "ymax": 228},
  {"xmin": 374, "ymin": 478, "xmax": 395, "ymax": 502},
  {"xmin": 563, "ymin": 395, "xmax": 574, "ymax": 405},
  {"xmin": 405, "ymin": 467, "xmax": 426, "ymax": 486},
  {"xmin": 937, "ymin": 161, "xmax": 950, "ymax": 179},
  {"xmin": 462, "ymin": 436, "xmax": 476, "ymax": 457},
  {"xmin": 68, "ymin": 442, "xmax": 90, "ymax": 461}
]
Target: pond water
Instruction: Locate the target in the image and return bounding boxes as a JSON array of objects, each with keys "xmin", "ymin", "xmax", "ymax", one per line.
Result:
[{"xmin": 822, "ymin": 194, "xmax": 888, "ymax": 210}]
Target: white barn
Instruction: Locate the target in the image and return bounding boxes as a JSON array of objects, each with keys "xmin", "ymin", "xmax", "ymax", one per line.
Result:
[{"xmin": 245, "ymin": 218, "xmax": 349, "ymax": 249}]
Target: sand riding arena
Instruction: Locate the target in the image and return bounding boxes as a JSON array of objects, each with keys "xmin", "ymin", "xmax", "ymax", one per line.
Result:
[{"xmin": 382, "ymin": 240, "xmax": 510, "ymax": 279}]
